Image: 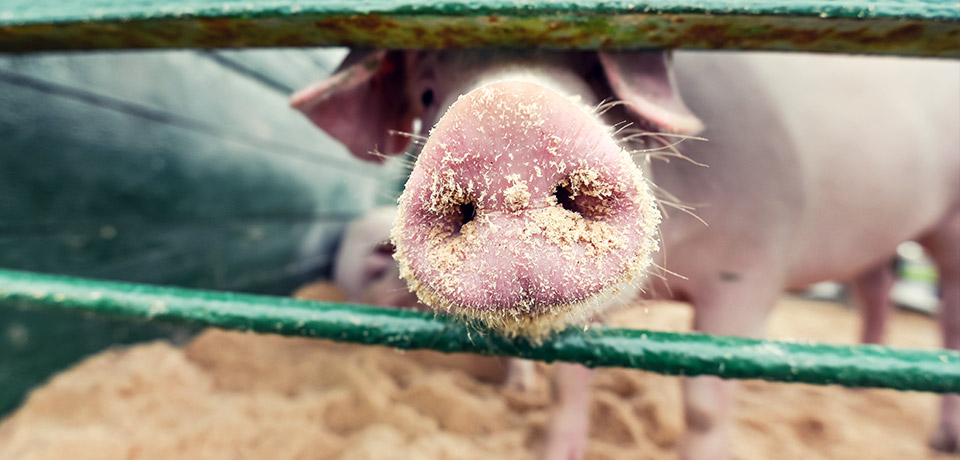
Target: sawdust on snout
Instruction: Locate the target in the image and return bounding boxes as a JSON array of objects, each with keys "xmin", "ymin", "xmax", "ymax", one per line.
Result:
[
  {"xmin": 424, "ymin": 169, "xmax": 472, "ymax": 216},
  {"xmin": 502, "ymin": 174, "xmax": 530, "ymax": 213},
  {"xmin": 392, "ymin": 82, "xmax": 662, "ymax": 340},
  {"xmin": 393, "ymin": 166, "xmax": 659, "ymax": 340}
]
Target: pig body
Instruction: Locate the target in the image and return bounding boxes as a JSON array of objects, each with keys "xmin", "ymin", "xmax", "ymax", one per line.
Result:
[
  {"xmin": 644, "ymin": 52, "xmax": 960, "ymax": 458},
  {"xmin": 295, "ymin": 50, "xmax": 960, "ymax": 458},
  {"xmin": 659, "ymin": 53, "xmax": 958, "ymax": 294}
]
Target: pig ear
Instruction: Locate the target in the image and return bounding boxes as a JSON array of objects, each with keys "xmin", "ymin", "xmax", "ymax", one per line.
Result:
[
  {"xmin": 599, "ymin": 51, "xmax": 704, "ymax": 135},
  {"xmin": 290, "ymin": 49, "xmax": 415, "ymax": 162}
]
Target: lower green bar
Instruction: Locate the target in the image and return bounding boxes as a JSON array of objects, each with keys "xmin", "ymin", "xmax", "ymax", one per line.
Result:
[{"xmin": 0, "ymin": 268, "xmax": 956, "ymax": 393}]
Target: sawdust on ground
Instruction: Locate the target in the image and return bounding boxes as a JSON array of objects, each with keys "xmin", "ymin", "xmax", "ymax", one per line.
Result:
[{"xmin": 0, "ymin": 283, "xmax": 953, "ymax": 460}]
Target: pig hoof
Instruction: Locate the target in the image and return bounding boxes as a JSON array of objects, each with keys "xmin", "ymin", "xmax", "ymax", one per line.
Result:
[
  {"xmin": 392, "ymin": 81, "xmax": 661, "ymax": 339},
  {"xmin": 929, "ymin": 425, "xmax": 959, "ymax": 453}
]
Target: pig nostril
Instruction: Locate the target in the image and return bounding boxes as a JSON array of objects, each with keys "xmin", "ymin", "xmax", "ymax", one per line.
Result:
[
  {"xmin": 554, "ymin": 181, "xmax": 608, "ymax": 220},
  {"xmin": 450, "ymin": 202, "xmax": 476, "ymax": 236},
  {"xmin": 554, "ymin": 185, "xmax": 580, "ymax": 215},
  {"xmin": 459, "ymin": 203, "xmax": 475, "ymax": 225}
]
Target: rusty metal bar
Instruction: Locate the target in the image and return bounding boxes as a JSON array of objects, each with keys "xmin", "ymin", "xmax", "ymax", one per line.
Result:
[{"xmin": 0, "ymin": 1, "xmax": 957, "ymax": 56}]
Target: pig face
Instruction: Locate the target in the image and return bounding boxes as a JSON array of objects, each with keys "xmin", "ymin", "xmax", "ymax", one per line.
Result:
[
  {"xmin": 334, "ymin": 206, "xmax": 421, "ymax": 309},
  {"xmin": 293, "ymin": 49, "xmax": 702, "ymax": 337},
  {"xmin": 391, "ymin": 80, "xmax": 662, "ymax": 337}
]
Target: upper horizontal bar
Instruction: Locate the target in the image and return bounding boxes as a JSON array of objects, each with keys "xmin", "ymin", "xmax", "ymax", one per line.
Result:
[
  {"xmin": 1, "ymin": 268, "xmax": 957, "ymax": 393},
  {"xmin": 0, "ymin": 1, "xmax": 957, "ymax": 55}
]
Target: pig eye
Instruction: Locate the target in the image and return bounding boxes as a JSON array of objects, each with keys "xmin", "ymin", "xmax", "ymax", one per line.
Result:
[
  {"xmin": 421, "ymin": 89, "xmax": 434, "ymax": 108},
  {"xmin": 374, "ymin": 240, "xmax": 396, "ymax": 255},
  {"xmin": 368, "ymin": 266, "xmax": 388, "ymax": 281}
]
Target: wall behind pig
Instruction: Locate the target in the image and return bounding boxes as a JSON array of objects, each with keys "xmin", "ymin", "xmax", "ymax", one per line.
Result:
[{"xmin": 0, "ymin": 47, "xmax": 407, "ymax": 416}]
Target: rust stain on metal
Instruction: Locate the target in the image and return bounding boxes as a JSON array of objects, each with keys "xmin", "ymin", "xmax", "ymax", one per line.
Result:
[
  {"xmin": 678, "ymin": 23, "xmax": 832, "ymax": 49},
  {"xmin": 835, "ymin": 24, "xmax": 925, "ymax": 45},
  {"xmin": 670, "ymin": 19, "xmax": 936, "ymax": 53},
  {"xmin": 0, "ymin": 13, "xmax": 955, "ymax": 57},
  {"xmin": 199, "ymin": 18, "xmax": 233, "ymax": 31},
  {"xmin": 765, "ymin": 27, "xmax": 827, "ymax": 46},
  {"xmin": 681, "ymin": 24, "xmax": 730, "ymax": 45},
  {"xmin": 885, "ymin": 24, "xmax": 925, "ymax": 43},
  {"xmin": 350, "ymin": 13, "xmax": 396, "ymax": 32}
]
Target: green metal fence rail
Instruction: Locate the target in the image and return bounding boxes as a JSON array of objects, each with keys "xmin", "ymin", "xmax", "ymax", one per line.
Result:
[
  {"xmin": 1, "ymin": 268, "xmax": 957, "ymax": 394},
  {"xmin": 1, "ymin": 0, "xmax": 958, "ymax": 55}
]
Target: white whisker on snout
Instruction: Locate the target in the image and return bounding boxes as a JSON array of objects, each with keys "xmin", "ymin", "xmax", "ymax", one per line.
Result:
[
  {"xmin": 369, "ymin": 147, "xmax": 417, "ymax": 170},
  {"xmin": 393, "ymin": 158, "xmax": 417, "ymax": 171},
  {"xmin": 366, "ymin": 148, "xmax": 389, "ymax": 161},
  {"xmin": 647, "ymin": 181, "xmax": 708, "ymax": 227},
  {"xmin": 619, "ymin": 130, "xmax": 706, "ymax": 143},
  {"xmin": 593, "ymin": 99, "xmax": 628, "ymax": 117},
  {"xmin": 650, "ymin": 261, "xmax": 688, "ymax": 282},
  {"xmin": 611, "ymin": 120, "xmax": 635, "ymax": 137},
  {"xmin": 632, "ymin": 149, "xmax": 709, "ymax": 168},
  {"xmin": 657, "ymin": 199, "xmax": 708, "ymax": 227},
  {"xmin": 621, "ymin": 131, "xmax": 709, "ymax": 167},
  {"xmin": 388, "ymin": 129, "xmax": 429, "ymax": 144}
]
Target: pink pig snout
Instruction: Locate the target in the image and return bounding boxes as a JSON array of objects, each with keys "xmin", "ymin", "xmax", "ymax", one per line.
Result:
[{"xmin": 391, "ymin": 81, "xmax": 661, "ymax": 337}]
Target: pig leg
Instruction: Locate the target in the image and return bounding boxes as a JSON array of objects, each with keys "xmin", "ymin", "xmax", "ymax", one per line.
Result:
[
  {"xmin": 503, "ymin": 359, "xmax": 538, "ymax": 393},
  {"xmin": 850, "ymin": 259, "xmax": 895, "ymax": 344},
  {"xmin": 540, "ymin": 362, "xmax": 594, "ymax": 460},
  {"xmin": 680, "ymin": 274, "xmax": 782, "ymax": 460},
  {"xmin": 920, "ymin": 210, "xmax": 960, "ymax": 453}
]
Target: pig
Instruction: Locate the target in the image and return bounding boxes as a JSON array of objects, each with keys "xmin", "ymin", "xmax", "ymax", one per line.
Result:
[
  {"xmin": 333, "ymin": 205, "xmax": 539, "ymax": 392},
  {"xmin": 334, "ymin": 206, "xmax": 420, "ymax": 308},
  {"xmin": 292, "ymin": 49, "xmax": 960, "ymax": 458}
]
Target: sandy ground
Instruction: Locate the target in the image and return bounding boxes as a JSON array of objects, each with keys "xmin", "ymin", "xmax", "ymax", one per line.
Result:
[{"xmin": 0, "ymin": 283, "xmax": 954, "ymax": 460}]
